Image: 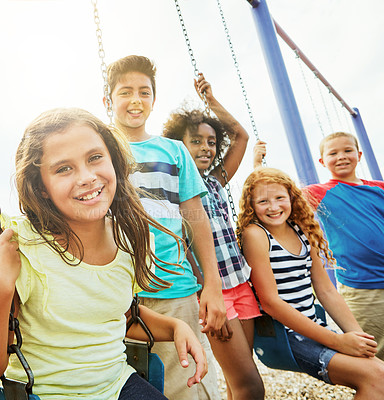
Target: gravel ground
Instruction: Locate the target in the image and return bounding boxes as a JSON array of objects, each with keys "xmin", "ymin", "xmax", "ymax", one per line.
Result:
[{"xmin": 215, "ymin": 357, "xmax": 355, "ymax": 399}]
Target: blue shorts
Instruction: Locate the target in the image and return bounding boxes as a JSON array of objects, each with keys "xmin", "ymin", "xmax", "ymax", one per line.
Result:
[
  {"xmin": 118, "ymin": 373, "xmax": 167, "ymax": 399},
  {"xmin": 287, "ymin": 331, "xmax": 337, "ymax": 384}
]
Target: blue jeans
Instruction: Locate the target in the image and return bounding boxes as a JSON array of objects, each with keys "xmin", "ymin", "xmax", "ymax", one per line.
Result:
[
  {"xmin": 287, "ymin": 331, "xmax": 337, "ymax": 384},
  {"xmin": 118, "ymin": 373, "xmax": 168, "ymax": 400}
]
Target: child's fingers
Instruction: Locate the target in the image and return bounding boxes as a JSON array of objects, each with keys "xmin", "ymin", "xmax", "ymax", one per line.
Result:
[
  {"xmin": 198, "ymin": 301, "xmax": 207, "ymax": 330},
  {"xmin": 356, "ymin": 331, "xmax": 376, "ymax": 340},
  {"xmin": 198, "ymin": 80, "xmax": 210, "ymax": 90},
  {"xmin": 194, "ymin": 79, "xmax": 205, "ymax": 101},
  {"xmin": 187, "ymin": 346, "xmax": 207, "ymax": 387},
  {"xmin": 0, "ymin": 228, "xmax": 15, "ymax": 242},
  {"xmin": 0, "ymin": 229, "xmax": 18, "ymax": 254}
]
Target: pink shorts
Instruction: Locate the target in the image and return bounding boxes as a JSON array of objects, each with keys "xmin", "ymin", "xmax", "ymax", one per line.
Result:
[{"xmin": 222, "ymin": 281, "xmax": 261, "ymax": 321}]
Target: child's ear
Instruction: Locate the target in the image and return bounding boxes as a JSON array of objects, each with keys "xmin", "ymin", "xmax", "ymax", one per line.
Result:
[
  {"xmin": 151, "ymin": 97, "xmax": 156, "ymax": 110},
  {"xmin": 103, "ymin": 96, "xmax": 113, "ymax": 108},
  {"xmin": 319, "ymin": 157, "xmax": 325, "ymax": 167},
  {"xmin": 358, "ymin": 151, "xmax": 362, "ymax": 162},
  {"xmin": 41, "ymin": 187, "xmax": 49, "ymax": 199}
]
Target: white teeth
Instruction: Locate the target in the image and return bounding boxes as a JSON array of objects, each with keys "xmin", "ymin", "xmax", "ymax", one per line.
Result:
[
  {"xmin": 129, "ymin": 110, "xmax": 141, "ymax": 114},
  {"xmin": 78, "ymin": 189, "xmax": 101, "ymax": 201}
]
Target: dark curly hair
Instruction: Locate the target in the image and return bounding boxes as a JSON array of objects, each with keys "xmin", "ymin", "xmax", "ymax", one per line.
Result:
[{"xmin": 163, "ymin": 107, "xmax": 230, "ymax": 171}]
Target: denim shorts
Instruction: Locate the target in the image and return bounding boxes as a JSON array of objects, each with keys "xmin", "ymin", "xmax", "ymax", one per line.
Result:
[{"xmin": 287, "ymin": 330, "xmax": 337, "ymax": 384}]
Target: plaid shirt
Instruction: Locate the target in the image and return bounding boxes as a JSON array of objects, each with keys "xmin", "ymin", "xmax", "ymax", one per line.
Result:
[{"xmin": 201, "ymin": 175, "xmax": 251, "ymax": 290}]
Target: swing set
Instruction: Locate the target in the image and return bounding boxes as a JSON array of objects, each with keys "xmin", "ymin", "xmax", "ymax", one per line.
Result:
[{"xmin": 1, "ymin": 1, "xmax": 382, "ymax": 399}]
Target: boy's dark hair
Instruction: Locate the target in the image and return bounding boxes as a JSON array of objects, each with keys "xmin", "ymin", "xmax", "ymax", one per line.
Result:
[
  {"xmin": 107, "ymin": 55, "xmax": 157, "ymax": 98},
  {"xmin": 163, "ymin": 108, "xmax": 230, "ymax": 170}
]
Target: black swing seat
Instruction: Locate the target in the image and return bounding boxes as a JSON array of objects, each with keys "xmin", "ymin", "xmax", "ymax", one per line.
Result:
[
  {"xmin": 253, "ymin": 304, "xmax": 327, "ymax": 372},
  {"xmin": 0, "ymin": 377, "xmax": 40, "ymax": 400}
]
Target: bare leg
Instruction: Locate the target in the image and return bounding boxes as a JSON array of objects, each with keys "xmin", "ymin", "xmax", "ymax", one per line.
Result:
[
  {"xmin": 328, "ymin": 353, "xmax": 384, "ymax": 400},
  {"xmin": 240, "ymin": 318, "xmax": 255, "ymax": 352},
  {"xmin": 208, "ymin": 317, "xmax": 264, "ymax": 400}
]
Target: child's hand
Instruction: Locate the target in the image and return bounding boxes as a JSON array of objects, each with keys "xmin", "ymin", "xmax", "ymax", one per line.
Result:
[
  {"xmin": 0, "ymin": 229, "xmax": 21, "ymax": 289},
  {"xmin": 194, "ymin": 73, "xmax": 213, "ymax": 104},
  {"xmin": 336, "ymin": 331, "xmax": 377, "ymax": 358},
  {"xmin": 253, "ymin": 140, "xmax": 266, "ymax": 168},
  {"xmin": 198, "ymin": 285, "xmax": 227, "ymax": 333},
  {"xmin": 173, "ymin": 320, "xmax": 208, "ymax": 387},
  {"xmin": 210, "ymin": 317, "xmax": 233, "ymax": 342}
]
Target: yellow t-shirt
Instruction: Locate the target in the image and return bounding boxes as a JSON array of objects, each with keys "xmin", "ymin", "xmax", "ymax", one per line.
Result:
[{"xmin": 1, "ymin": 214, "xmax": 141, "ymax": 399}]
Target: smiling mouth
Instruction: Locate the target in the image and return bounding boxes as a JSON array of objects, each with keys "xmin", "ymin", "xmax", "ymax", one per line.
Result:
[
  {"xmin": 76, "ymin": 188, "xmax": 103, "ymax": 201},
  {"xmin": 128, "ymin": 110, "xmax": 142, "ymax": 115},
  {"xmin": 267, "ymin": 212, "xmax": 283, "ymax": 218}
]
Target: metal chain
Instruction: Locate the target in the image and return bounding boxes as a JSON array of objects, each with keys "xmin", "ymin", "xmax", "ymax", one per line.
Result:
[
  {"xmin": 314, "ymin": 73, "xmax": 333, "ymax": 133},
  {"xmin": 218, "ymin": 154, "xmax": 238, "ymax": 223},
  {"xmin": 174, "ymin": 0, "xmax": 241, "ymax": 221},
  {"xmin": 91, "ymin": 0, "xmax": 114, "ymax": 124},
  {"xmin": 328, "ymin": 88, "xmax": 344, "ymax": 130},
  {"xmin": 173, "ymin": 0, "xmax": 211, "ymax": 115},
  {"xmin": 7, "ymin": 300, "xmax": 35, "ymax": 391},
  {"xmin": 215, "ymin": 0, "xmax": 261, "ymax": 144},
  {"xmin": 295, "ymin": 50, "xmax": 325, "ymax": 137}
]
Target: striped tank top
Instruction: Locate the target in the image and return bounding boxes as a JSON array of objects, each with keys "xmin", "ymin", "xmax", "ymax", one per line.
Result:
[{"xmin": 256, "ymin": 221, "xmax": 327, "ymax": 330}]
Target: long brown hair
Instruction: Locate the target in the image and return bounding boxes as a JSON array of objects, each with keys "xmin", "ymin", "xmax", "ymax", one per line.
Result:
[
  {"xmin": 15, "ymin": 108, "xmax": 182, "ymax": 291},
  {"xmin": 237, "ymin": 167, "xmax": 335, "ymax": 267}
]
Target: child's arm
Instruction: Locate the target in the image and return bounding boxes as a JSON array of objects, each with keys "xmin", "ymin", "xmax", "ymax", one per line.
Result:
[
  {"xmin": 253, "ymin": 140, "xmax": 266, "ymax": 168},
  {"xmin": 310, "ymin": 247, "xmax": 377, "ymax": 357},
  {"xmin": 242, "ymin": 225, "xmax": 377, "ymax": 358},
  {"xmin": 0, "ymin": 229, "xmax": 21, "ymax": 375},
  {"xmin": 179, "ymin": 196, "xmax": 226, "ymax": 333},
  {"xmin": 194, "ymin": 73, "xmax": 249, "ymax": 185},
  {"xmin": 125, "ymin": 305, "xmax": 207, "ymax": 387}
]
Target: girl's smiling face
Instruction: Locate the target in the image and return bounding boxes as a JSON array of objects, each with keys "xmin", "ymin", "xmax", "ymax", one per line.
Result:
[
  {"xmin": 251, "ymin": 182, "xmax": 292, "ymax": 229},
  {"xmin": 182, "ymin": 123, "xmax": 217, "ymax": 175},
  {"xmin": 39, "ymin": 124, "xmax": 117, "ymax": 228}
]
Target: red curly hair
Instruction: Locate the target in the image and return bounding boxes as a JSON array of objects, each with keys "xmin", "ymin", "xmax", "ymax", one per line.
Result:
[{"xmin": 237, "ymin": 167, "xmax": 335, "ymax": 267}]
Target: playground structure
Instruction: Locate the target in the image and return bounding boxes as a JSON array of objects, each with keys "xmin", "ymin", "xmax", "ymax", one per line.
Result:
[
  {"xmin": 91, "ymin": 0, "xmax": 382, "ymax": 186},
  {"xmin": 0, "ymin": 1, "xmax": 383, "ymax": 396}
]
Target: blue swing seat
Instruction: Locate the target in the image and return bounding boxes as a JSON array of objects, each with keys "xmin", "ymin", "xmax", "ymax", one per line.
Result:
[{"xmin": 253, "ymin": 304, "xmax": 327, "ymax": 372}]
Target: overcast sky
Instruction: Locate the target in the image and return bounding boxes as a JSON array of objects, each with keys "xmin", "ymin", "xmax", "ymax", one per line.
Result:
[{"xmin": 1, "ymin": 0, "xmax": 383, "ymax": 215}]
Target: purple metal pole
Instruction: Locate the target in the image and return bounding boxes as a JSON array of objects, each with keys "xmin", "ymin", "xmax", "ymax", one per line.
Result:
[
  {"xmin": 248, "ymin": 0, "xmax": 318, "ymax": 185},
  {"xmin": 352, "ymin": 107, "xmax": 383, "ymax": 180}
]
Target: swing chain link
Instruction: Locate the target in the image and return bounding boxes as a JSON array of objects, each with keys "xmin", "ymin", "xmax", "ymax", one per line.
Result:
[
  {"xmin": 294, "ymin": 50, "xmax": 325, "ymax": 137},
  {"xmin": 8, "ymin": 300, "xmax": 22, "ymax": 351},
  {"xmin": 218, "ymin": 154, "xmax": 238, "ymax": 223},
  {"xmin": 91, "ymin": 0, "xmax": 114, "ymax": 124},
  {"xmin": 173, "ymin": 0, "xmax": 210, "ymax": 116},
  {"xmin": 215, "ymin": 0, "xmax": 261, "ymax": 146}
]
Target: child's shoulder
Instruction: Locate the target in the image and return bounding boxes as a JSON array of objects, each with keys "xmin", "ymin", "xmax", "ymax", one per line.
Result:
[
  {"xmin": 302, "ymin": 181, "xmax": 337, "ymax": 209},
  {"xmin": 242, "ymin": 223, "xmax": 269, "ymax": 241},
  {"xmin": 361, "ymin": 179, "xmax": 384, "ymax": 190}
]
